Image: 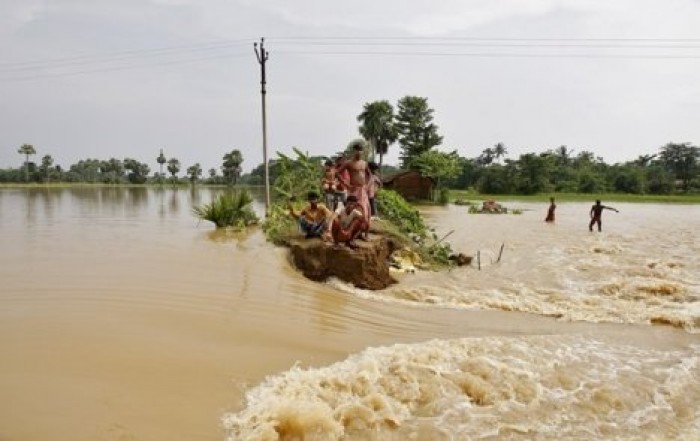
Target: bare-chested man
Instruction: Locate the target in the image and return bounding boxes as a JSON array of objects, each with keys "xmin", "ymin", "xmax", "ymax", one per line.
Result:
[
  {"xmin": 337, "ymin": 142, "xmax": 371, "ymax": 233},
  {"xmin": 589, "ymin": 199, "xmax": 619, "ymax": 232}
]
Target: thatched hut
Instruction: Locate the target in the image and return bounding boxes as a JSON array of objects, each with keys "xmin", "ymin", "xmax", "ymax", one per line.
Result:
[{"xmin": 382, "ymin": 170, "xmax": 435, "ymax": 200}]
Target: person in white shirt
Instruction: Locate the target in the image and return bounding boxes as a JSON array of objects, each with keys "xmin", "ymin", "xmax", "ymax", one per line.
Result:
[{"xmin": 331, "ymin": 195, "xmax": 367, "ymax": 249}]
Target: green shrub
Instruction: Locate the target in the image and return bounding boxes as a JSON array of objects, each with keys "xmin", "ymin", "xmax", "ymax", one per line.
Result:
[
  {"xmin": 193, "ymin": 190, "xmax": 258, "ymax": 229},
  {"xmin": 262, "ymin": 203, "xmax": 299, "ymax": 245},
  {"xmin": 438, "ymin": 188, "xmax": 450, "ymax": 205},
  {"xmin": 377, "ymin": 189, "xmax": 454, "ymax": 267},
  {"xmin": 376, "ymin": 189, "xmax": 428, "ymax": 238}
]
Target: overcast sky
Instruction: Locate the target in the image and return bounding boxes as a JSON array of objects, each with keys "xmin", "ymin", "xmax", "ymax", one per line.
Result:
[{"xmin": 1, "ymin": 0, "xmax": 699, "ymax": 173}]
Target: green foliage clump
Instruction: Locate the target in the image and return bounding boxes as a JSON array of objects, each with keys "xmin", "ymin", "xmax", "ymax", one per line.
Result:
[
  {"xmin": 193, "ymin": 190, "xmax": 258, "ymax": 229},
  {"xmin": 377, "ymin": 189, "xmax": 454, "ymax": 267},
  {"xmin": 273, "ymin": 148, "xmax": 323, "ymax": 201},
  {"xmin": 261, "ymin": 203, "xmax": 298, "ymax": 246},
  {"xmin": 261, "ymin": 148, "xmax": 324, "ymax": 245},
  {"xmin": 438, "ymin": 188, "xmax": 451, "ymax": 205},
  {"xmin": 376, "ymin": 189, "xmax": 428, "ymax": 238}
]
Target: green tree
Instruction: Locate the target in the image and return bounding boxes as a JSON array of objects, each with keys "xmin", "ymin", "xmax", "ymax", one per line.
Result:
[
  {"xmin": 272, "ymin": 148, "xmax": 322, "ymax": 200},
  {"xmin": 515, "ymin": 153, "xmax": 553, "ymax": 194},
  {"xmin": 395, "ymin": 96, "xmax": 443, "ymax": 168},
  {"xmin": 69, "ymin": 158, "xmax": 101, "ymax": 182},
  {"xmin": 222, "ymin": 150, "xmax": 243, "ymax": 185},
  {"xmin": 410, "ymin": 150, "xmax": 461, "ymax": 200},
  {"xmin": 17, "ymin": 143, "xmax": 36, "ymax": 182},
  {"xmin": 100, "ymin": 158, "xmax": 125, "ymax": 184},
  {"xmin": 554, "ymin": 145, "xmax": 574, "ymax": 167},
  {"xmin": 123, "ymin": 158, "xmax": 150, "ymax": 184},
  {"xmin": 476, "ymin": 147, "xmax": 496, "ymax": 166},
  {"xmin": 167, "ymin": 157, "xmax": 181, "ymax": 182},
  {"xmin": 357, "ymin": 100, "xmax": 397, "ymax": 167},
  {"xmin": 477, "ymin": 164, "xmax": 514, "ymax": 194},
  {"xmin": 187, "ymin": 163, "xmax": 202, "ymax": 185},
  {"xmin": 39, "ymin": 155, "xmax": 54, "ymax": 183},
  {"xmin": 658, "ymin": 142, "xmax": 699, "ymax": 191},
  {"xmin": 645, "ymin": 164, "xmax": 675, "ymax": 194}
]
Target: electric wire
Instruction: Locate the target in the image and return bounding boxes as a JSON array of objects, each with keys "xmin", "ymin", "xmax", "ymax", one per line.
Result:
[{"xmin": 2, "ymin": 36, "xmax": 699, "ymax": 82}]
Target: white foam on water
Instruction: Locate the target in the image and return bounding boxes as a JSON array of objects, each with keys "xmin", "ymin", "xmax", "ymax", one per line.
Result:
[
  {"xmin": 222, "ymin": 335, "xmax": 700, "ymax": 440},
  {"xmin": 326, "ymin": 213, "xmax": 700, "ymax": 333}
]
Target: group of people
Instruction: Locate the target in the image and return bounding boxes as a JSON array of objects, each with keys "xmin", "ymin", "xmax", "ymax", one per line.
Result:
[
  {"xmin": 288, "ymin": 143, "xmax": 382, "ymax": 250},
  {"xmin": 545, "ymin": 197, "xmax": 620, "ymax": 231}
]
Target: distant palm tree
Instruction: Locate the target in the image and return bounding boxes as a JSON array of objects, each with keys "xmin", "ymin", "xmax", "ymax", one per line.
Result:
[
  {"xmin": 493, "ymin": 142, "xmax": 508, "ymax": 163},
  {"xmin": 167, "ymin": 157, "xmax": 181, "ymax": 183},
  {"xmin": 17, "ymin": 143, "xmax": 36, "ymax": 182},
  {"xmin": 156, "ymin": 149, "xmax": 166, "ymax": 179},
  {"xmin": 357, "ymin": 100, "xmax": 397, "ymax": 167},
  {"xmin": 40, "ymin": 154, "xmax": 54, "ymax": 183},
  {"xmin": 187, "ymin": 163, "xmax": 202, "ymax": 185},
  {"xmin": 555, "ymin": 145, "xmax": 574, "ymax": 166},
  {"xmin": 222, "ymin": 150, "xmax": 244, "ymax": 185}
]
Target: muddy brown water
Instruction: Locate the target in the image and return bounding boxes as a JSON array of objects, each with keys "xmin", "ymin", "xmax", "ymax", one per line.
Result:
[{"xmin": 1, "ymin": 187, "xmax": 698, "ymax": 440}]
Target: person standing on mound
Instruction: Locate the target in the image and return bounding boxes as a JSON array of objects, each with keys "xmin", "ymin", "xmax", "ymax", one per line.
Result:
[{"xmin": 589, "ymin": 199, "xmax": 619, "ymax": 232}]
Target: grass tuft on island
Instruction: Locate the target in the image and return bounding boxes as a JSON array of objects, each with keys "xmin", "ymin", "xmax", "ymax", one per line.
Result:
[{"xmin": 192, "ymin": 190, "xmax": 259, "ymax": 229}]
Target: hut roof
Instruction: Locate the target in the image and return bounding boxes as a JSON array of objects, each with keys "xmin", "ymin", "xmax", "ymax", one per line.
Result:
[{"xmin": 382, "ymin": 169, "xmax": 435, "ymax": 185}]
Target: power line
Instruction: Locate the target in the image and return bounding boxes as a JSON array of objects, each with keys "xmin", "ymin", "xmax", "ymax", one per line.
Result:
[
  {"xmin": 274, "ymin": 50, "xmax": 700, "ymax": 59},
  {"xmin": 269, "ymin": 36, "xmax": 700, "ymax": 42},
  {"xmin": 0, "ymin": 52, "xmax": 250, "ymax": 82},
  {"xmin": 271, "ymin": 41, "xmax": 700, "ymax": 49},
  {"xmin": 0, "ymin": 38, "xmax": 255, "ymax": 70},
  {"xmin": 3, "ymin": 35, "xmax": 700, "ymax": 82}
]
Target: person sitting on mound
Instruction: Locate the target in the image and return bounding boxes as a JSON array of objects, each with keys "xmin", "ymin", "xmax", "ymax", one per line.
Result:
[
  {"xmin": 331, "ymin": 195, "xmax": 367, "ymax": 249},
  {"xmin": 288, "ymin": 191, "xmax": 333, "ymax": 239}
]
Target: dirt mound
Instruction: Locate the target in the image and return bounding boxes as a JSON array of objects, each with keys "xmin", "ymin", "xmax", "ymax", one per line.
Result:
[{"xmin": 289, "ymin": 234, "xmax": 397, "ymax": 290}]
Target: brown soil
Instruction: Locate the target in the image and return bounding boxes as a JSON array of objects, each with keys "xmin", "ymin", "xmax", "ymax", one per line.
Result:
[{"xmin": 289, "ymin": 234, "xmax": 398, "ymax": 290}]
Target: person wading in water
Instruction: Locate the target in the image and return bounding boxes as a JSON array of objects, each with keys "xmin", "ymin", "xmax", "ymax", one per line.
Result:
[
  {"xmin": 545, "ymin": 197, "xmax": 556, "ymax": 223},
  {"xmin": 589, "ymin": 199, "xmax": 619, "ymax": 232}
]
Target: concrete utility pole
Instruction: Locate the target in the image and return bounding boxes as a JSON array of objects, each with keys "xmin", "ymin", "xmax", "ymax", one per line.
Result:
[{"xmin": 254, "ymin": 37, "xmax": 271, "ymax": 214}]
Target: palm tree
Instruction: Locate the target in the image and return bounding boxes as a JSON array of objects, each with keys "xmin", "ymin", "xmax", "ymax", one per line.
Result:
[
  {"xmin": 222, "ymin": 150, "xmax": 244, "ymax": 185},
  {"xmin": 493, "ymin": 142, "xmax": 508, "ymax": 163},
  {"xmin": 186, "ymin": 163, "xmax": 202, "ymax": 185},
  {"xmin": 40, "ymin": 155, "xmax": 54, "ymax": 183},
  {"xmin": 357, "ymin": 100, "xmax": 397, "ymax": 167},
  {"xmin": 156, "ymin": 149, "xmax": 166, "ymax": 179},
  {"xmin": 17, "ymin": 144, "xmax": 36, "ymax": 182},
  {"xmin": 167, "ymin": 157, "xmax": 181, "ymax": 183},
  {"xmin": 554, "ymin": 145, "xmax": 574, "ymax": 166},
  {"xmin": 477, "ymin": 147, "xmax": 496, "ymax": 166}
]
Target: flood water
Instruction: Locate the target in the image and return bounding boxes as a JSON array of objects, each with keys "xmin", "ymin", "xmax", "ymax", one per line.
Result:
[{"xmin": 1, "ymin": 187, "xmax": 698, "ymax": 440}]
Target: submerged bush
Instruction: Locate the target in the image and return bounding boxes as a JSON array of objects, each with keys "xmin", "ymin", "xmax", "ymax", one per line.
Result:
[{"xmin": 193, "ymin": 190, "xmax": 258, "ymax": 229}]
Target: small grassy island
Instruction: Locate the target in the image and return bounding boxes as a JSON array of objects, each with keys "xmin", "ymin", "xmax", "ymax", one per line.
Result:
[{"xmin": 260, "ymin": 150, "xmax": 466, "ymax": 290}]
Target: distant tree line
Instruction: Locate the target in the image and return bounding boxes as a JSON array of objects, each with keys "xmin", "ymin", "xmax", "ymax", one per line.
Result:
[
  {"xmin": 0, "ymin": 145, "xmax": 246, "ymax": 186},
  {"xmin": 5, "ymin": 94, "xmax": 700, "ymax": 195}
]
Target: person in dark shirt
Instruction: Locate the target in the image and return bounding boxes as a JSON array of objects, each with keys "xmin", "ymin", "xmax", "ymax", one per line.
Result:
[
  {"xmin": 545, "ymin": 197, "xmax": 556, "ymax": 223},
  {"xmin": 589, "ymin": 199, "xmax": 619, "ymax": 232}
]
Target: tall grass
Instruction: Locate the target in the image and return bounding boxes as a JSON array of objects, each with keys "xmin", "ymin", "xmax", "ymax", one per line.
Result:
[{"xmin": 192, "ymin": 190, "xmax": 258, "ymax": 229}]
